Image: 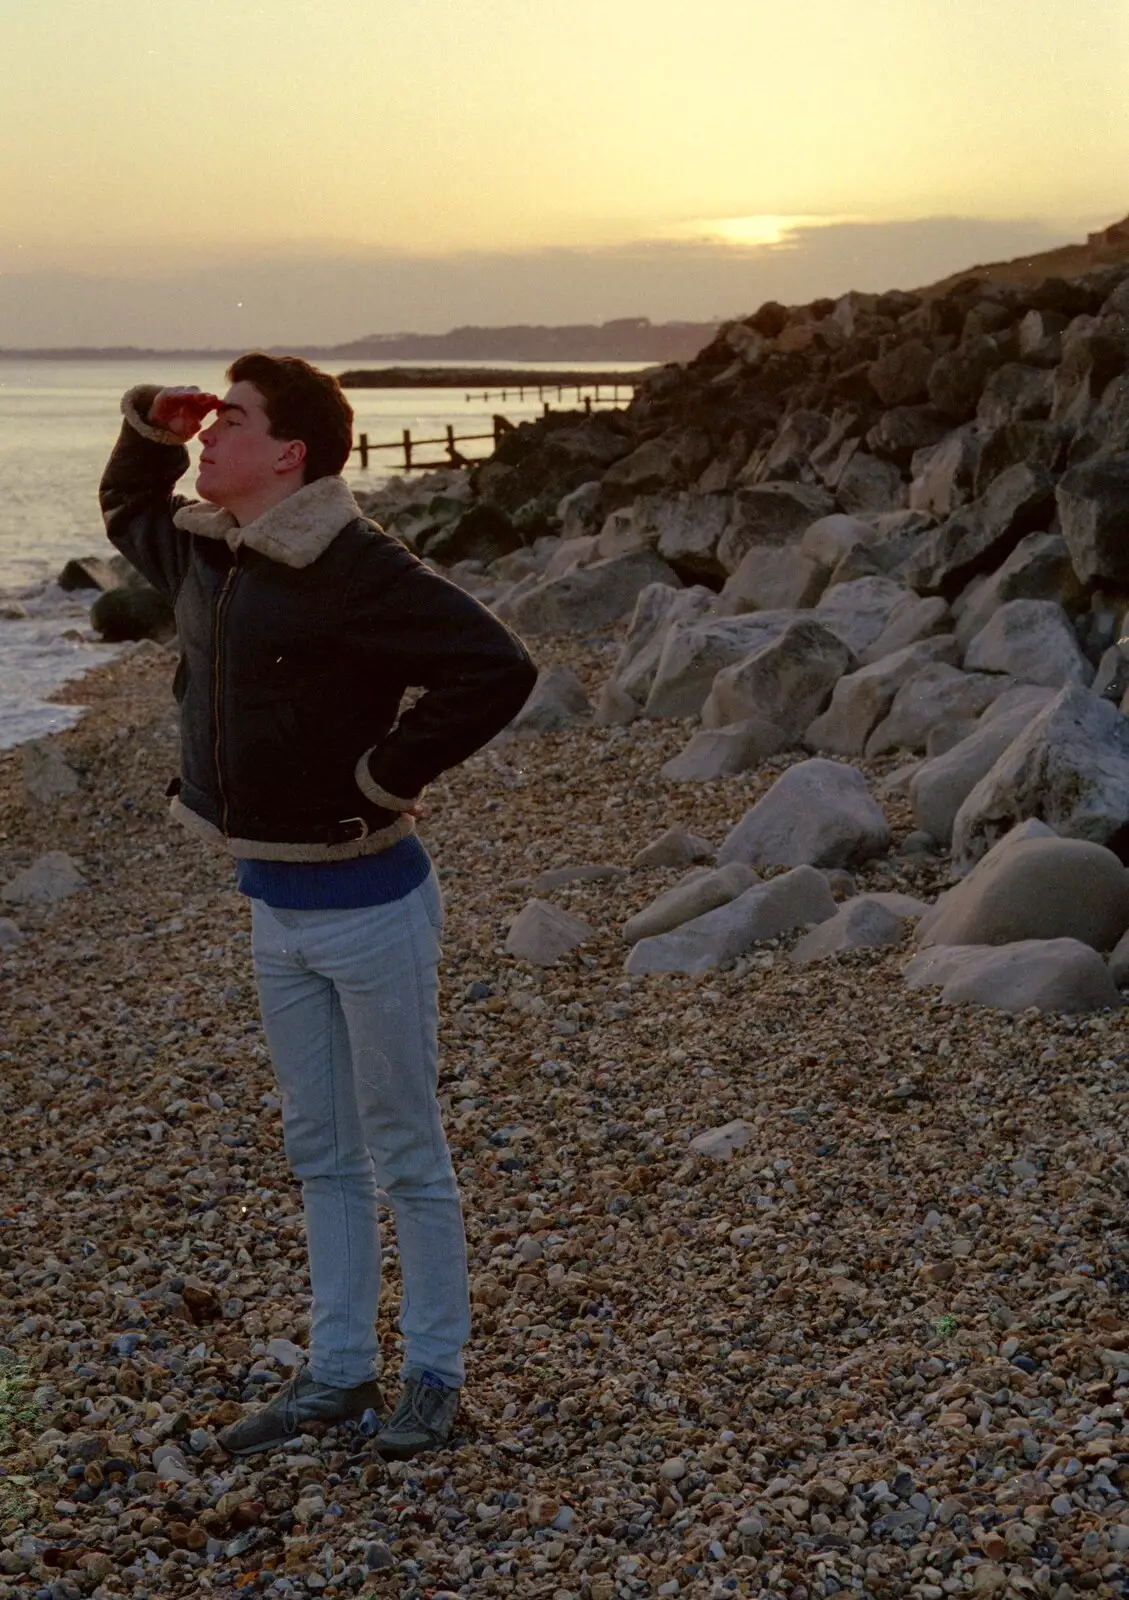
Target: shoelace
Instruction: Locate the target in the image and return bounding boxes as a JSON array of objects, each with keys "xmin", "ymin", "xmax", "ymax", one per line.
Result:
[{"xmin": 391, "ymin": 1380, "xmax": 447, "ymax": 1434}]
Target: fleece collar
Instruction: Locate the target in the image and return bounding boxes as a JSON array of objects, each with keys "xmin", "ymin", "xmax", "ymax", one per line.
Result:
[{"xmin": 173, "ymin": 477, "xmax": 362, "ymax": 569}]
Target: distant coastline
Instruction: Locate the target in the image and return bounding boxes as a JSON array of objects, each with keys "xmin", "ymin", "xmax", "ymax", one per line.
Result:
[{"xmin": 0, "ymin": 317, "xmax": 719, "ymax": 366}]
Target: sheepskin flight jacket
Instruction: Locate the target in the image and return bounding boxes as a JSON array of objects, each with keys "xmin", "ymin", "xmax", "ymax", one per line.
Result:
[{"xmin": 99, "ymin": 384, "xmax": 537, "ymax": 863}]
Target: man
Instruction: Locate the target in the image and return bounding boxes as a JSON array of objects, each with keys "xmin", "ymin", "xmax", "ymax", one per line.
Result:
[{"xmin": 100, "ymin": 354, "xmax": 536, "ymax": 1459}]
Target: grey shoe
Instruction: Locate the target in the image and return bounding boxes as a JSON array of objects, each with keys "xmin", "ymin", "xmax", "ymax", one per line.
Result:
[
  {"xmin": 374, "ymin": 1369, "xmax": 460, "ymax": 1460},
  {"xmin": 218, "ymin": 1366, "xmax": 384, "ymax": 1457}
]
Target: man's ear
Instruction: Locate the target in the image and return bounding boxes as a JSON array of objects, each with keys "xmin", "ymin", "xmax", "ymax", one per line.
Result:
[{"xmin": 276, "ymin": 437, "xmax": 307, "ymax": 475}]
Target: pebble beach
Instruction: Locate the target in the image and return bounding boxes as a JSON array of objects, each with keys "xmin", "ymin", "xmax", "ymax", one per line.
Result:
[{"xmin": 0, "ymin": 636, "xmax": 1126, "ymax": 1600}]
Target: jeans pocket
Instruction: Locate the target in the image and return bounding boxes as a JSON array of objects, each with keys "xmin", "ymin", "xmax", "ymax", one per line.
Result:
[{"xmin": 420, "ymin": 872, "xmax": 445, "ymax": 934}]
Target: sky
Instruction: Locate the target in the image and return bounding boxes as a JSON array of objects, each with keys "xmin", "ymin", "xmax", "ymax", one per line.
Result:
[{"xmin": 1, "ymin": 0, "xmax": 1127, "ymax": 346}]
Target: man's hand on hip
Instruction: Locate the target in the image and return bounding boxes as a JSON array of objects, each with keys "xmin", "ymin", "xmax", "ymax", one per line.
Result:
[{"xmin": 149, "ymin": 386, "xmax": 221, "ymax": 440}]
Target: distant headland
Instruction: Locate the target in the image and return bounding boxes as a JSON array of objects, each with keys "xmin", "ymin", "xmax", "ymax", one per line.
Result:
[{"xmin": 0, "ymin": 317, "xmax": 720, "ymax": 365}]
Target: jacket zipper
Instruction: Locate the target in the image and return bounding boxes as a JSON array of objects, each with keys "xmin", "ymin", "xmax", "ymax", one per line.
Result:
[{"xmin": 212, "ymin": 552, "xmax": 241, "ymax": 835}]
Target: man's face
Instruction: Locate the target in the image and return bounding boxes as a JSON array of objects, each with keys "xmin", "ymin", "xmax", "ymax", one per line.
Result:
[{"xmin": 196, "ymin": 381, "xmax": 301, "ymax": 506}]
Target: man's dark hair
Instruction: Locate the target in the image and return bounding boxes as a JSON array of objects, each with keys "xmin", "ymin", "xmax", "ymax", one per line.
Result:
[{"xmin": 226, "ymin": 352, "xmax": 354, "ymax": 482}]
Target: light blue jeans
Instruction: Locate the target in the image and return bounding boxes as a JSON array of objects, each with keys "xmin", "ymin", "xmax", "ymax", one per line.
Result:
[{"xmin": 250, "ymin": 874, "xmax": 470, "ymax": 1389}]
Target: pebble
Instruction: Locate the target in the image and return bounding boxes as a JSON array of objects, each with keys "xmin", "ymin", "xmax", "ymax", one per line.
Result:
[{"xmin": 0, "ymin": 638, "xmax": 1126, "ymax": 1600}]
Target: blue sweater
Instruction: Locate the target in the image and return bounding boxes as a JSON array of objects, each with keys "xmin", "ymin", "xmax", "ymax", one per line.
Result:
[{"xmin": 235, "ymin": 834, "xmax": 431, "ymax": 910}]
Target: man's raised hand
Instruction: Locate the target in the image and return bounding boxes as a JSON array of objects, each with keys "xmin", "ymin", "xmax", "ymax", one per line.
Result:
[{"xmin": 149, "ymin": 386, "xmax": 222, "ymax": 440}]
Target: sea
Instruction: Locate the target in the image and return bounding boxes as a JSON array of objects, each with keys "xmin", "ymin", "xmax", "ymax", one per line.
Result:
[{"xmin": 0, "ymin": 356, "xmax": 643, "ymax": 749}]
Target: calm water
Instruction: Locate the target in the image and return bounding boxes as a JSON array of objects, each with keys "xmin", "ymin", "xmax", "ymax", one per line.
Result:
[{"xmin": 0, "ymin": 356, "xmax": 642, "ymax": 748}]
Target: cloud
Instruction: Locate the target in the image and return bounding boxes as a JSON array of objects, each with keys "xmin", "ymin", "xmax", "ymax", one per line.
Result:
[{"xmin": 0, "ymin": 214, "xmax": 1079, "ymax": 348}]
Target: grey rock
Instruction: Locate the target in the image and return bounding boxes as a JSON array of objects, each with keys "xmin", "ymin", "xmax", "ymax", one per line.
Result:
[
  {"xmin": 22, "ymin": 741, "xmax": 80, "ymax": 805},
  {"xmin": 925, "ymin": 720, "xmax": 976, "ymax": 757},
  {"xmin": 688, "ymin": 1120, "xmax": 756, "ymax": 1159},
  {"xmin": 716, "ymin": 482, "xmax": 835, "ymax": 572},
  {"xmin": 790, "ymin": 897, "xmax": 908, "ymax": 966},
  {"xmin": 532, "ymin": 864, "xmax": 627, "ymax": 891},
  {"xmin": 1, "ymin": 851, "xmax": 87, "ymax": 906},
  {"xmin": 976, "ymin": 363, "xmax": 1053, "ymax": 429},
  {"xmin": 953, "ymin": 532, "xmax": 1086, "ymax": 650},
  {"xmin": 716, "ymin": 544, "xmax": 828, "ymax": 615},
  {"xmin": 858, "ymin": 595, "xmax": 952, "ymax": 666},
  {"xmin": 1056, "ymin": 451, "xmax": 1129, "ymax": 587},
  {"xmin": 903, "ymin": 463, "xmax": 1057, "ymax": 599},
  {"xmin": 866, "ymin": 405, "xmax": 950, "ymax": 467},
  {"xmin": 608, "ymin": 582, "xmax": 716, "ymax": 707},
  {"xmin": 594, "ymin": 681, "xmax": 640, "ymax": 726},
  {"xmin": 661, "ymin": 718, "xmax": 791, "ymax": 780},
  {"xmin": 57, "ymin": 555, "xmax": 120, "ymax": 592},
  {"xmin": 917, "ymin": 834, "xmax": 1129, "ymax": 951},
  {"xmin": 868, "ymin": 339, "xmax": 935, "ymax": 406},
  {"xmin": 805, "ymin": 637, "xmax": 959, "ymax": 757},
  {"xmin": 909, "ymin": 425, "xmax": 982, "ymax": 517},
  {"xmin": 928, "ymin": 335, "xmax": 1005, "ymax": 419},
  {"xmin": 625, "ymin": 865, "xmax": 837, "ymax": 975},
  {"xmin": 555, "ymin": 480, "xmax": 603, "ymax": 541},
  {"xmin": 0, "ymin": 918, "xmax": 21, "ymax": 948},
  {"xmin": 1017, "ymin": 307, "xmax": 1068, "ymax": 366},
  {"xmin": 812, "ymin": 575, "xmax": 910, "ymax": 655},
  {"xmin": 865, "ymin": 665, "xmax": 1010, "ymax": 757},
  {"xmin": 963, "ymin": 598, "xmax": 1094, "ymax": 689},
  {"xmin": 800, "ymin": 513, "xmax": 877, "ymax": 569},
  {"xmin": 503, "ymin": 900, "xmax": 594, "ymax": 965},
  {"xmin": 1094, "ymin": 642, "xmax": 1129, "ymax": 703},
  {"xmin": 542, "ymin": 535, "xmax": 599, "ymax": 580},
  {"xmin": 507, "ymin": 666, "xmax": 591, "ymax": 734},
  {"xmin": 717, "ymin": 758, "xmax": 890, "ymax": 870},
  {"xmin": 702, "ymin": 619, "xmax": 855, "ymax": 736},
  {"xmin": 602, "ymin": 429, "xmax": 712, "ymax": 493},
  {"xmin": 90, "ymin": 584, "xmax": 175, "ymax": 643},
  {"xmin": 505, "ymin": 550, "xmax": 681, "ymax": 634},
  {"xmin": 834, "ymin": 452, "xmax": 906, "ymax": 516},
  {"xmin": 904, "ymin": 938, "xmax": 1122, "ymax": 1015},
  {"xmin": 644, "ymin": 611, "xmax": 798, "ymax": 720},
  {"xmin": 622, "ymin": 862, "xmax": 759, "ymax": 942},
  {"xmin": 632, "ymin": 826, "xmax": 714, "ymax": 869},
  {"xmin": 909, "ymin": 691, "xmax": 1057, "ymax": 845},
  {"xmin": 951, "ymin": 683, "xmax": 1129, "ymax": 871}
]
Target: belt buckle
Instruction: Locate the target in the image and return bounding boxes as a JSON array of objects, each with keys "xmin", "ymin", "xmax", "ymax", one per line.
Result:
[{"xmin": 338, "ymin": 815, "xmax": 370, "ymax": 842}]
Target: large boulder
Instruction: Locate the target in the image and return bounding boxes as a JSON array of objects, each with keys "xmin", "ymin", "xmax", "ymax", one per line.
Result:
[
  {"xmin": 641, "ymin": 492, "xmax": 732, "ymax": 581},
  {"xmin": 805, "ymin": 637, "xmax": 959, "ymax": 756},
  {"xmin": 506, "ymin": 666, "xmax": 591, "ymax": 735},
  {"xmin": 908, "ymin": 688, "xmax": 1057, "ymax": 844},
  {"xmin": 504, "ymin": 550, "xmax": 680, "ymax": 635},
  {"xmin": 716, "ymin": 545, "xmax": 828, "ymax": 615},
  {"xmin": 661, "ymin": 719, "xmax": 791, "ymax": 780},
  {"xmin": 953, "ymin": 532, "xmax": 1085, "ymax": 650},
  {"xmin": 1056, "ymin": 452, "xmax": 1129, "ymax": 587},
  {"xmin": 951, "ymin": 683, "xmax": 1129, "ymax": 871},
  {"xmin": 962, "ymin": 599, "xmax": 1094, "ymax": 689},
  {"xmin": 608, "ymin": 583, "xmax": 716, "ymax": 707},
  {"xmin": 716, "ymin": 483, "xmax": 835, "ymax": 572},
  {"xmin": 717, "ymin": 758, "xmax": 890, "ymax": 870},
  {"xmin": 602, "ymin": 430, "xmax": 712, "ymax": 494},
  {"xmin": 865, "ymin": 664, "xmax": 1009, "ymax": 757},
  {"xmin": 800, "ymin": 514, "xmax": 877, "ymax": 569},
  {"xmin": 904, "ymin": 938, "xmax": 1122, "ymax": 1014},
  {"xmin": 621, "ymin": 862, "xmax": 759, "ymax": 943},
  {"xmin": 644, "ymin": 611, "xmax": 797, "ymax": 720},
  {"xmin": 868, "ymin": 340, "xmax": 935, "ymax": 406},
  {"xmin": 504, "ymin": 900, "xmax": 594, "ymax": 965},
  {"xmin": 975, "ymin": 363, "xmax": 1053, "ymax": 429},
  {"xmin": 812, "ymin": 575, "xmax": 910, "ymax": 655},
  {"xmin": 701, "ymin": 620, "xmax": 854, "ymax": 735},
  {"xmin": 927, "ymin": 335, "xmax": 1005, "ymax": 420},
  {"xmin": 425, "ymin": 503, "xmax": 521, "ymax": 565},
  {"xmin": 58, "ymin": 554, "xmax": 120, "ymax": 592},
  {"xmin": 902, "ymin": 463, "xmax": 1057, "ymax": 599},
  {"xmin": 866, "ymin": 406, "xmax": 950, "ymax": 467},
  {"xmin": 916, "ymin": 834, "xmax": 1129, "ymax": 951},
  {"xmin": 858, "ymin": 595, "xmax": 952, "ymax": 665},
  {"xmin": 834, "ymin": 452, "xmax": 906, "ymax": 516},
  {"xmin": 90, "ymin": 585, "xmax": 175, "ymax": 642},
  {"xmin": 790, "ymin": 896, "xmax": 909, "ymax": 966},
  {"xmin": 1, "ymin": 851, "xmax": 87, "ymax": 906},
  {"xmin": 624, "ymin": 865, "xmax": 837, "ymax": 975},
  {"xmin": 909, "ymin": 425, "xmax": 982, "ymax": 517}
]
